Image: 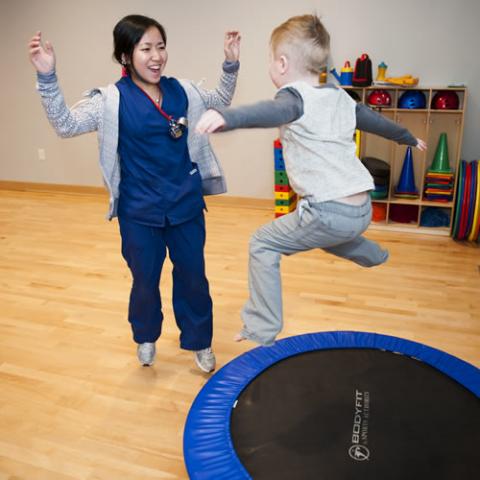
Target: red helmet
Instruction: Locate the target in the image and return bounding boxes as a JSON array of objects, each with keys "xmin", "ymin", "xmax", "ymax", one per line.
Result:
[
  {"xmin": 431, "ymin": 90, "xmax": 459, "ymax": 110},
  {"xmin": 367, "ymin": 89, "xmax": 392, "ymax": 107}
]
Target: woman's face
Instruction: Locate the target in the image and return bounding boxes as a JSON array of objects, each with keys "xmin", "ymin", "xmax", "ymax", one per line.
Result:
[{"xmin": 130, "ymin": 26, "xmax": 168, "ymax": 87}]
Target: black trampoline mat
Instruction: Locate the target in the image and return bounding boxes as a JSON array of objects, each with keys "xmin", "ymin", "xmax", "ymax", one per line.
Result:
[{"xmin": 230, "ymin": 348, "xmax": 480, "ymax": 480}]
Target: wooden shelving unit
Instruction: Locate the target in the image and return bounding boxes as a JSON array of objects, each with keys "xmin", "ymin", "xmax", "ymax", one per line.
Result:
[{"xmin": 348, "ymin": 85, "xmax": 467, "ymax": 236}]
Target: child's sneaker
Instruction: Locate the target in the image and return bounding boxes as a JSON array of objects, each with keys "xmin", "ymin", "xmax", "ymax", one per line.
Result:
[
  {"xmin": 137, "ymin": 342, "xmax": 156, "ymax": 366},
  {"xmin": 194, "ymin": 347, "xmax": 216, "ymax": 373}
]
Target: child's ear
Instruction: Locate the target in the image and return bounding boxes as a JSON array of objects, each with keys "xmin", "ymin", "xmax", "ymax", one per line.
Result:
[{"xmin": 279, "ymin": 55, "xmax": 288, "ymax": 74}]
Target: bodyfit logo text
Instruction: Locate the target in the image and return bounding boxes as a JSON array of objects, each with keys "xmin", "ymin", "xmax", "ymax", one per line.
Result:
[{"xmin": 348, "ymin": 389, "xmax": 371, "ymax": 461}]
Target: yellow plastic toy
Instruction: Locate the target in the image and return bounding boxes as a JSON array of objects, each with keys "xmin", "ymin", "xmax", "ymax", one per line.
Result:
[
  {"xmin": 384, "ymin": 75, "xmax": 419, "ymax": 86},
  {"xmin": 355, "ymin": 129, "xmax": 361, "ymax": 158},
  {"xmin": 376, "ymin": 62, "xmax": 388, "ymax": 82}
]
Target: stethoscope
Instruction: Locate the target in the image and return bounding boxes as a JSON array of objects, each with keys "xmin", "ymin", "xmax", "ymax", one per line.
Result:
[{"xmin": 139, "ymin": 87, "xmax": 188, "ymax": 139}]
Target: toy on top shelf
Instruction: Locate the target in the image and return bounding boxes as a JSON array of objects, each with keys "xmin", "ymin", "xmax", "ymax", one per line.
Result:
[
  {"xmin": 319, "ymin": 66, "xmax": 328, "ymax": 84},
  {"xmin": 373, "ymin": 61, "xmax": 419, "ymax": 87},
  {"xmin": 384, "ymin": 75, "xmax": 419, "ymax": 87},
  {"xmin": 375, "ymin": 61, "xmax": 388, "ymax": 83},
  {"xmin": 330, "ymin": 61, "xmax": 353, "ymax": 86},
  {"xmin": 352, "ymin": 54, "xmax": 373, "ymax": 87}
]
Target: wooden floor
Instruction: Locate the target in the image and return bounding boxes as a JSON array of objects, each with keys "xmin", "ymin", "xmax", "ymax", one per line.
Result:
[{"xmin": 0, "ymin": 188, "xmax": 479, "ymax": 479}]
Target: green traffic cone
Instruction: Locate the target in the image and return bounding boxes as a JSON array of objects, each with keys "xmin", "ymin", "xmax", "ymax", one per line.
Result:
[{"xmin": 429, "ymin": 133, "xmax": 451, "ymax": 173}]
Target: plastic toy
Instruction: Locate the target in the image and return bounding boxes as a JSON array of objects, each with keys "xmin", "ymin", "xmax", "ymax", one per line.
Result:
[
  {"xmin": 376, "ymin": 62, "xmax": 388, "ymax": 82},
  {"xmin": 318, "ymin": 66, "xmax": 328, "ymax": 84},
  {"xmin": 458, "ymin": 162, "xmax": 471, "ymax": 239},
  {"xmin": 468, "ymin": 161, "xmax": 480, "ymax": 241},
  {"xmin": 395, "ymin": 147, "xmax": 419, "ymax": 198},
  {"xmin": 465, "ymin": 161, "xmax": 477, "ymax": 237},
  {"xmin": 355, "ymin": 129, "xmax": 361, "ymax": 157},
  {"xmin": 273, "ymin": 139, "xmax": 297, "ymax": 217},
  {"xmin": 452, "ymin": 160, "xmax": 465, "ymax": 238},
  {"xmin": 429, "ymin": 133, "xmax": 451, "ymax": 173},
  {"xmin": 352, "ymin": 54, "xmax": 373, "ymax": 87},
  {"xmin": 330, "ymin": 61, "xmax": 353, "ymax": 86},
  {"xmin": 384, "ymin": 75, "xmax": 419, "ymax": 86}
]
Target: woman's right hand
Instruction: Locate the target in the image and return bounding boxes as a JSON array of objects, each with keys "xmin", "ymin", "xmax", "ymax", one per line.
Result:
[{"xmin": 28, "ymin": 31, "xmax": 55, "ymax": 74}]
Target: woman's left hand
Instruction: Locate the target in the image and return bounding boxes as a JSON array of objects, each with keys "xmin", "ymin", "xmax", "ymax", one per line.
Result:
[{"xmin": 224, "ymin": 31, "xmax": 241, "ymax": 62}]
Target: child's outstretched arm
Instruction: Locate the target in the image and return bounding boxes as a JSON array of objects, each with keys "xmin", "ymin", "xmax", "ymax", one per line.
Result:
[
  {"xmin": 196, "ymin": 85, "xmax": 428, "ymax": 153},
  {"xmin": 196, "ymin": 88, "xmax": 303, "ymax": 134},
  {"xmin": 356, "ymin": 103, "xmax": 427, "ymax": 151},
  {"xmin": 28, "ymin": 32, "xmax": 101, "ymax": 138}
]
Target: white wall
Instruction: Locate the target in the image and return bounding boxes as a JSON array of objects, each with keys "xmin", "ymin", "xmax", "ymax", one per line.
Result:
[{"xmin": 1, "ymin": 0, "xmax": 479, "ymax": 198}]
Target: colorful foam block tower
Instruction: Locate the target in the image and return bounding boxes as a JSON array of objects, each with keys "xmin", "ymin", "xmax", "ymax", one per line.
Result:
[{"xmin": 274, "ymin": 139, "xmax": 297, "ymax": 217}]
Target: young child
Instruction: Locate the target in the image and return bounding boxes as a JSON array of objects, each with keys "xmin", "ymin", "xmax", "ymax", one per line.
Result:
[{"xmin": 196, "ymin": 14, "xmax": 426, "ymax": 346}]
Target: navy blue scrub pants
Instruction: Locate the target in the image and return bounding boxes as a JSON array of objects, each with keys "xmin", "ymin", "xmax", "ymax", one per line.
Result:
[{"xmin": 118, "ymin": 213, "xmax": 212, "ymax": 351}]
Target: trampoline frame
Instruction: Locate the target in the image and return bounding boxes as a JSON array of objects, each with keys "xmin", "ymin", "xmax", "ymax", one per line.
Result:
[{"xmin": 183, "ymin": 331, "xmax": 480, "ymax": 479}]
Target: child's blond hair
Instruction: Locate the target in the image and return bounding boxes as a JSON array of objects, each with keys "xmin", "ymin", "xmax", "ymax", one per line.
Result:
[{"xmin": 270, "ymin": 14, "xmax": 330, "ymax": 74}]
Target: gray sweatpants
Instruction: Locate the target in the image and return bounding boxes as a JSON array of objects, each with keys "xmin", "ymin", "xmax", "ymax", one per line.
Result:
[{"xmin": 240, "ymin": 198, "xmax": 388, "ymax": 346}]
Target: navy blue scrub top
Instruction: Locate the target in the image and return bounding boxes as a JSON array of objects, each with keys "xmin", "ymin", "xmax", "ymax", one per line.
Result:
[{"xmin": 116, "ymin": 75, "xmax": 205, "ymax": 227}]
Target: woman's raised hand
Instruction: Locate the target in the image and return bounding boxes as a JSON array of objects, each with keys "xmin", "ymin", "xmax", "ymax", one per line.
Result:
[
  {"xmin": 28, "ymin": 31, "xmax": 56, "ymax": 74},
  {"xmin": 224, "ymin": 31, "xmax": 241, "ymax": 62}
]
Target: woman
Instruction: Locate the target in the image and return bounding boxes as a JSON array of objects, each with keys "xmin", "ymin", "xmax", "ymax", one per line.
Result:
[{"xmin": 28, "ymin": 15, "xmax": 241, "ymax": 371}]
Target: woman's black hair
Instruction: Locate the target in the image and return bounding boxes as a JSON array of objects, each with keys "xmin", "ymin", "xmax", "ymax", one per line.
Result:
[{"xmin": 113, "ymin": 15, "xmax": 167, "ymax": 73}]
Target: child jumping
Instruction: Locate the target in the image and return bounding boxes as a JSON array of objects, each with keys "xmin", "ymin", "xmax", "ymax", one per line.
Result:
[{"xmin": 196, "ymin": 14, "xmax": 426, "ymax": 346}]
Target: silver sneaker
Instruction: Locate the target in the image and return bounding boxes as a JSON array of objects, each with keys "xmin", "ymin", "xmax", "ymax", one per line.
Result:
[
  {"xmin": 194, "ymin": 347, "xmax": 216, "ymax": 373},
  {"xmin": 137, "ymin": 342, "xmax": 156, "ymax": 366}
]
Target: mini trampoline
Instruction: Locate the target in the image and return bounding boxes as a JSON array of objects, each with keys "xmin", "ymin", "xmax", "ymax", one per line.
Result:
[{"xmin": 184, "ymin": 331, "xmax": 480, "ymax": 479}]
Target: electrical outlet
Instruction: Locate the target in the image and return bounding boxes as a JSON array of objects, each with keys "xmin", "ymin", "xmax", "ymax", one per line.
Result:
[{"xmin": 38, "ymin": 148, "xmax": 46, "ymax": 161}]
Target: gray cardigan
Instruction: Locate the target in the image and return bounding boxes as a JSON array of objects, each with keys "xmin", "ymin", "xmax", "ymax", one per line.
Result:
[{"xmin": 36, "ymin": 62, "xmax": 239, "ymax": 219}]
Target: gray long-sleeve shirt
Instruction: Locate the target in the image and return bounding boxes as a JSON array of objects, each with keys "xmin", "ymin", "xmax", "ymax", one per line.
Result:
[
  {"xmin": 216, "ymin": 82, "xmax": 418, "ymax": 202},
  {"xmin": 218, "ymin": 84, "xmax": 417, "ymax": 147}
]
